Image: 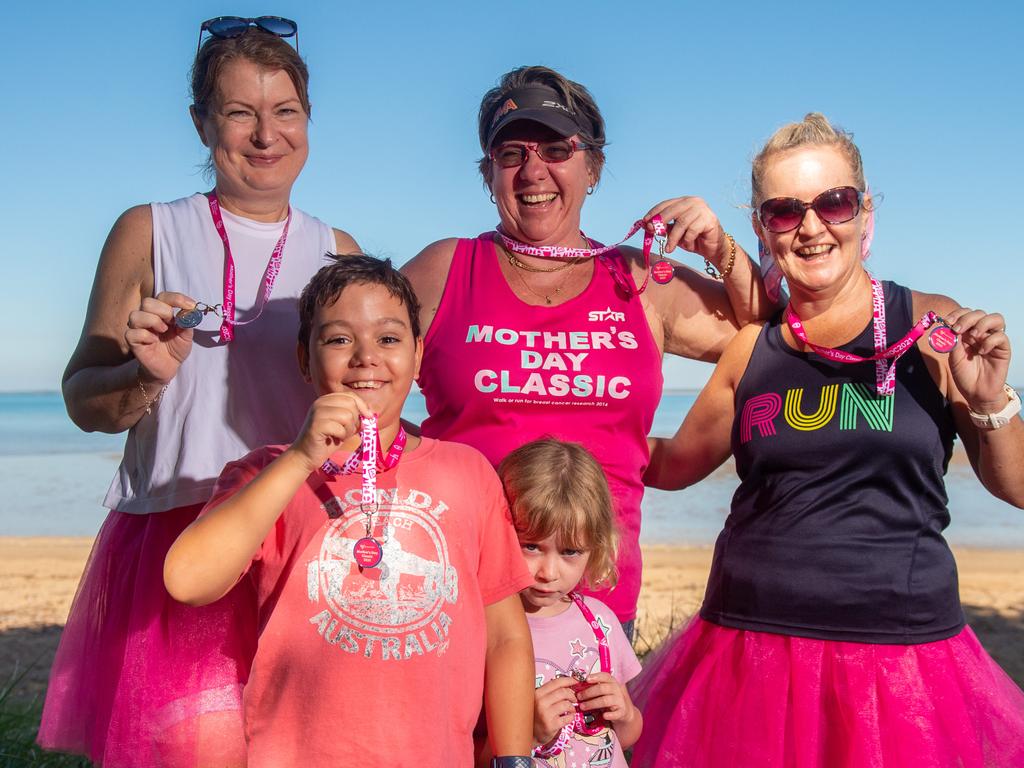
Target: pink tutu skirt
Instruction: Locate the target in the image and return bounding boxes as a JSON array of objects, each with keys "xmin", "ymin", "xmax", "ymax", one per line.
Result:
[
  {"xmin": 630, "ymin": 618, "xmax": 1024, "ymax": 768},
  {"xmin": 38, "ymin": 504, "xmax": 257, "ymax": 768}
]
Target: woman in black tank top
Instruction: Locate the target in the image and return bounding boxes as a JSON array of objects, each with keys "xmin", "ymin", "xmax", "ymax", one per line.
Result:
[{"xmin": 631, "ymin": 113, "xmax": 1024, "ymax": 768}]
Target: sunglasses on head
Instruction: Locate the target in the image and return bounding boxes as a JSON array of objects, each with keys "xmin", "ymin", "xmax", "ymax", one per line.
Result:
[
  {"xmin": 490, "ymin": 139, "xmax": 589, "ymax": 169},
  {"xmin": 197, "ymin": 16, "xmax": 299, "ymax": 56},
  {"xmin": 758, "ymin": 186, "xmax": 863, "ymax": 234}
]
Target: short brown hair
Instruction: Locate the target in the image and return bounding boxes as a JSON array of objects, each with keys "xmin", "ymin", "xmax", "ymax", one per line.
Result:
[
  {"xmin": 476, "ymin": 66, "xmax": 607, "ymax": 187},
  {"xmin": 498, "ymin": 438, "xmax": 618, "ymax": 589},
  {"xmin": 751, "ymin": 112, "xmax": 866, "ymax": 206},
  {"xmin": 297, "ymin": 255, "xmax": 422, "ymax": 353},
  {"xmin": 191, "ymin": 28, "xmax": 311, "ymax": 118}
]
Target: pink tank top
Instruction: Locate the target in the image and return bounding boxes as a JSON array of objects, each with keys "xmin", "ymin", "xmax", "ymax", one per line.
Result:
[{"xmin": 418, "ymin": 234, "xmax": 663, "ymax": 621}]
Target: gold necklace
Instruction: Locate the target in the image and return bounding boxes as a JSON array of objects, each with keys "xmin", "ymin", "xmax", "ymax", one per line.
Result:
[{"xmin": 509, "ymin": 257, "xmax": 585, "ymax": 305}]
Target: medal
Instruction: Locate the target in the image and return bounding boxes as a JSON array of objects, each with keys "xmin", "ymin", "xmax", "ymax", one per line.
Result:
[
  {"xmin": 928, "ymin": 323, "xmax": 958, "ymax": 353},
  {"xmin": 319, "ymin": 415, "xmax": 407, "ymax": 570},
  {"xmin": 174, "ymin": 302, "xmax": 221, "ymax": 329},
  {"xmin": 352, "ymin": 536, "xmax": 384, "ymax": 568},
  {"xmin": 651, "ymin": 260, "xmax": 674, "ymax": 284}
]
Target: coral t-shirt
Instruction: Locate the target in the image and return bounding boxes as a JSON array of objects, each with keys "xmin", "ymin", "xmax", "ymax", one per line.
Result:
[{"xmin": 204, "ymin": 438, "xmax": 534, "ymax": 768}]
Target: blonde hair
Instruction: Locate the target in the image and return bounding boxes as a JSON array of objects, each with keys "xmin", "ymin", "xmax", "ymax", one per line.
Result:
[
  {"xmin": 751, "ymin": 112, "xmax": 866, "ymax": 206},
  {"xmin": 498, "ymin": 438, "xmax": 618, "ymax": 589}
]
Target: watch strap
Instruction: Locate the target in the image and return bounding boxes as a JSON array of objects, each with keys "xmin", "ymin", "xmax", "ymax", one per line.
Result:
[{"xmin": 968, "ymin": 384, "xmax": 1021, "ymax": 430}]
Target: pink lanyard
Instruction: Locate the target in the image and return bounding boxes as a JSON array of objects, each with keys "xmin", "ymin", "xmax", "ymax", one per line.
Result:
[
  {"xmin": 533, "ymin": 592, "xmax": 614, "ymax": 758},
  {"xmin": 785, "ymin": 278, "xmax": 950, "ymax": 396},
  {"xmin": 206, "ymin": 192, "xmax": 292, "ymax": 342},
  {"xmin": 495, "ymin": 215, "xmax": 668, "ymax": 296},
  {"xmin": 320, "ymin": 416, "xmax": 407, "ymax": 569},
  {"xmin": 320, "ymin": 416, "xmax": 407, "ymax": 498}
]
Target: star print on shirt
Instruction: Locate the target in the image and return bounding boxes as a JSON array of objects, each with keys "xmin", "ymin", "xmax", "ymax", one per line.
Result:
[
  {"xmin": 569, "ymin": 638, "xmax": 587, "ymax": 659},
  {"xmin": 595, "ymin": 615, "xmax": 611, "ymax": 635}
]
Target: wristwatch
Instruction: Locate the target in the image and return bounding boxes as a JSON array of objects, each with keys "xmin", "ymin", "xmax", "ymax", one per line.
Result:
[
  {"xmin": 968, "ymin": 385, "xmax": 1021, "ymax": 430},
  {"xmin": 491, "ymin": 758, "xmax": 535, "ymax": 768}
]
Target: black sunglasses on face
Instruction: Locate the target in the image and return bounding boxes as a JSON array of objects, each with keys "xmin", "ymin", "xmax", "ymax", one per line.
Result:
[
  {"xmin": 758, "ymin": 186, "xmax": 863, "ymax": 234},
  {"xmin": 196, "ymin": 16, "xmax": 299, "ymax": 56}
]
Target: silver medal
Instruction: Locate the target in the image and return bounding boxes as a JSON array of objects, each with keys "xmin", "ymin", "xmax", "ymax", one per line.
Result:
[{"xmin": 175, "ymin": 308, "xmax": 204, "ymax": 329}]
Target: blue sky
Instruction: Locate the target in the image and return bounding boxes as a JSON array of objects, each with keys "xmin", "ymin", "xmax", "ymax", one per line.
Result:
[{"xmin": 4, "ymin": 0, "xmax": 1022, "ymax": 391}]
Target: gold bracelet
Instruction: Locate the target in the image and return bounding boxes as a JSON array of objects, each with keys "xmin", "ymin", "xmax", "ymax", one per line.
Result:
[
  {"xmin": 704, "ymin": 232, "xmax": 736, "ymax": 281},
  {"xmin": 137, "ymin": 373, "xmax": 167, "ymax": 416}
]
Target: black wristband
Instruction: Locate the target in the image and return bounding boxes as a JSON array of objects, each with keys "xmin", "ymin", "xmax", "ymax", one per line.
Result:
[{"xmin": 490, "ymin": 758, "xmax": 534, "ymax": 768}]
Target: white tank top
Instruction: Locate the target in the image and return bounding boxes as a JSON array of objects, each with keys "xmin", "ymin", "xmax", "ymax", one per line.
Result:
[{"xmin": 104, "ymin": 193, "xmax": 335, "ymax": 514}]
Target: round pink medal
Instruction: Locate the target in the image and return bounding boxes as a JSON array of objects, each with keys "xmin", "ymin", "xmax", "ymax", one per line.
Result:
[
  {"xmin": 928, "ymin": 324, "xmax": 958, "ymax": 353},
  {"xmin": 651, "ymin": 260, "xmax": 674, "ymax": 284},
  {"xmin": 353, "ymin": 536, "xmax": 384, "ymax": 568}
]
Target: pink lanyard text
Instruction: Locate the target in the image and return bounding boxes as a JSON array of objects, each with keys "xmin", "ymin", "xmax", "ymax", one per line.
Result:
[
  {"xmin": 206, "ymin": 192, "xmax": 292, "ymax": 342},
  {"xmin": 785, "ymin": 278, "xmax": 946, "ymax": 397},
  {"xmin": 320, "ymin": 416, "xmax": 407, "ymax": 507},
  {"xmin": 496, "ymin": 215, "xmax": 668, "ymax": 296}
]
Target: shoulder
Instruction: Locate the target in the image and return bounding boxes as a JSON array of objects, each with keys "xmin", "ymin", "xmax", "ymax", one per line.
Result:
[
  {"xmin": 909, "ymin": 287, "xmax": 961, "ymax": 318},
  {"xmin": 401, "ymin": 238, "xmax": 462, "ymax": 281},
  {"xmin": 227, "ymin": 444, "xmax": 288, "ymax": 474},
  {"xmin": 579, "ymin": 594, "xmax": 617, "ymax": 623},
  {"xmin": 96, "ymin": 205, "xmax": 155, "ymax": 287},
  {"xmin": 719, "ymin": 321, "xmax": 765, "ymax": 371},
  {"xmin": 110, "ymin": 204, "xmax": 154, "ymax": 246},
  {"xmin": 331, "ymin": 228, "xmax": 359, "ymax": 254},
  {"xmin": 425, "ymin": 438, "xmax": 497, "ymax": 473}
]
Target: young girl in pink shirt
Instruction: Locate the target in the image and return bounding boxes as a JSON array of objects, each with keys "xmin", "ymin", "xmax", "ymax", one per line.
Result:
[{"xmin": 497, "ymin": 439, "xmax": 643, "ymax": 767}]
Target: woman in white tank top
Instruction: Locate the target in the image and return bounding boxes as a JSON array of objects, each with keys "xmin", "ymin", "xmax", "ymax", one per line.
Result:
[{"xmin": 38, "ymin": 19, "xmax": 357, "ymax": 767}]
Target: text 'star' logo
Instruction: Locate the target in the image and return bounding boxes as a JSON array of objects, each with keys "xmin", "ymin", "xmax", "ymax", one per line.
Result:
[{"xmin": 588, "ymin": 308, "xmax": 625, "ymax": 322}]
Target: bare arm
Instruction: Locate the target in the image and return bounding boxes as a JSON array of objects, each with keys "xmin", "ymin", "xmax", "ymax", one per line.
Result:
[
  {"xmin": 164, "ymin": 448, "xmax": 313, "ymax": 605},
  {"xmin": 400, "ymin": 238, "xmax": 458, "ymax": 338},
  {"xmin": 914, "ymin": 292, "xmax": 1024, "ymax": 507},
  {"xmin": 164, "ymin": 391, "xmax": 371, "ymax": 605},
  {"xmin": 483, "ymin": 593, "xmax": 535, "ymax": 759},
  {"xmin": 62, "ymin": 206, "xmax": 171, "ymax": 433},
  {"xmin": 645, "ymin": 324, "xmax": 760, "ymax": 489}
]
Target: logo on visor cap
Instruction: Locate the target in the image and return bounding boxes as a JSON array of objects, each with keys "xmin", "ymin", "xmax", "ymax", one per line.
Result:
[{"xmin": 493, "ymin": 98, "xmax": 518, "ymax": 124}]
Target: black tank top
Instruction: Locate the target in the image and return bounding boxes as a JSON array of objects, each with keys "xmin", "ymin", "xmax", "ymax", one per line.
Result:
[{"xmin": 701, "ymin": 281, "xmax": 963, "ymax": 643}]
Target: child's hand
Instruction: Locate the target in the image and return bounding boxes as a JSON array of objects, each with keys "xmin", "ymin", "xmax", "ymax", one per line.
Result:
[
  {"xmin": 576, "ymin": 672, "xmax": 638, "ymax": 727},
  {"xmin": 533, "ymin": 677, "xmax": 577, "ymax": 746},
  {"xmin": 288, "ymin": 392, "xmax": 373, "ymax": 474}
]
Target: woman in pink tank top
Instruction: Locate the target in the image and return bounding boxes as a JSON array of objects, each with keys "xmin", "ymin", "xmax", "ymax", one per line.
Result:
[{"xmin": 404, "ymin": 66, "xmax": 774, "ymax": 631}]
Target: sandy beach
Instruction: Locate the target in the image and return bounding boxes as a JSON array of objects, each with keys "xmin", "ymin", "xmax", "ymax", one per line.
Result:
[{"xmin": 1, "ymin": 537, "xmax": 1021, "ymax": 703}]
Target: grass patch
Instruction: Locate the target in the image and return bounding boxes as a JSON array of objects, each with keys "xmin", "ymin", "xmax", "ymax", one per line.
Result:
[{"xmin": 0, "ymin": 668, "xmax": 92, "ymax": 768}]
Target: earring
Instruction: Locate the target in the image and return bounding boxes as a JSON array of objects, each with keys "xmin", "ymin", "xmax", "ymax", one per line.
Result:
[
  {"xmin": 587, "ymin": 185, "xmax": 595, "ymax": 196},
  {"xmin": 489, "ymin": 194, "xmax": 496, "ymax": 204}
]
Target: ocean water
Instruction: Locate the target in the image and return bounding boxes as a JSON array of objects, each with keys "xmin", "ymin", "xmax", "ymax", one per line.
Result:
[{"xmin": 0, "ymin": 392, "xmax": 1020, "ymax": 546}]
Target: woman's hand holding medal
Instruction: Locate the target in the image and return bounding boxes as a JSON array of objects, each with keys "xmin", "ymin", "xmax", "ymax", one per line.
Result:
[
  {"xmin": 941, "ymin": 307, "xmax": 1012, "ymax": 414},
  {"xmin": 286, "ymin": 392, "xmax": 374, "ymax": 476},
  {"xmin": 125, "ymin": 291, "xmax": 201, "ymax": 385},
  {"xmin": 644, "ymin": 196, "xmax": 732, "ymax": 270}
]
